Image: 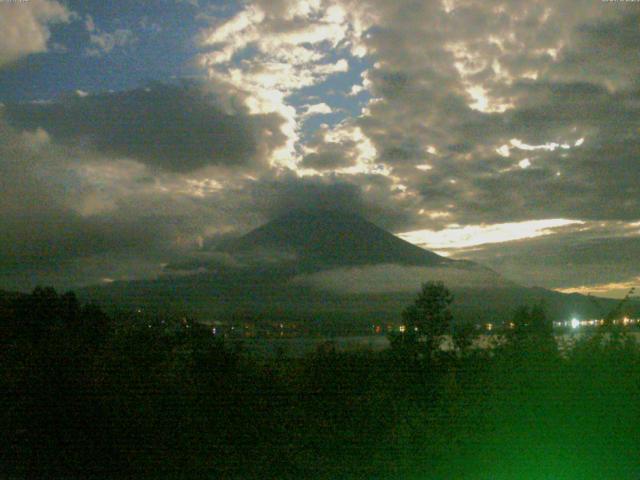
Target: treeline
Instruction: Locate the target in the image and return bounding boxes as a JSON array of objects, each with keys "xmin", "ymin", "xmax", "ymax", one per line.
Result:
[{"xmin": 1, "ymin": 285, "xmax": 640, "ymax": 478}]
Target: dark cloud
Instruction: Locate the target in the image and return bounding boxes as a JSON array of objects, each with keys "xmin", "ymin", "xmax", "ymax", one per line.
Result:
[
  {"xmin": 455, "ymin": 223, "xmax": 640, "ymax": 290},
  {"xmin": 363, "ymin": 73, "xmax": 640, "ymax": 225},
  {"xmin": 0, "ymin": 113, "xmax": 416, "ymax": 290},
  {"xmin": 233, "ymin": 171, "xmax": 417, "ymax": 232},
  {"xmin": 0, "ymin": 118, "xmax": 213, "ymax": 289},
  {"xmin": 0, "ymin": 210, "xmax": 167, "ymax": 267},
  {"xmin": 346, "ymin": 1, "xmax": 640, "ymax": 232},
  {"xmin": 380, "ymin": 141, "xmax": 426, "ymax": 164},
  {"xmin": 250, "ymin": 174, "xmax": 366, "ymax": 219},
  {"xmin": 427, "ymin": 95, "xmax": 640, "ymax": 225},
  {"xmin": 300, "ymin": 149, "xmax": 353, "ymax": 170},
  {"xmin": 555, "ymin": 12, "xmax": 640, "ymax": 89},
  {"xmin": 4, "ymin": 82, "xmax": 286, "ymax": 172}
]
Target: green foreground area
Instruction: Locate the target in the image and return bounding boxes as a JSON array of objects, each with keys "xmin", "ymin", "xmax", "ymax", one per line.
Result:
[{"xmin": 2, "ymin": 286, "xmax": 639, "ymax": 479}]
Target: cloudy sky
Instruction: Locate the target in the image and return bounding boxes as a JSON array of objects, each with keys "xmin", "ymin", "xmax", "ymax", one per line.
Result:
[{"xmin": 0, "ymin": 0, "xmax": 638, "ymax": 297}]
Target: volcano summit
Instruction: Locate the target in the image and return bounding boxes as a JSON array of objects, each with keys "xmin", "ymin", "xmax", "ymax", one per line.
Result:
[{"xmin": 83, "ymin": 210, "xmax": 628, "ymax": 329}]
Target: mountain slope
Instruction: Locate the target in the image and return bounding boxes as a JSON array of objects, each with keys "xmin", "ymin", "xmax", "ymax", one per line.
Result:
[
  {"xmin": 80, "ymin": 210, "xmax": 634, "ymax": 327},
  {"xmin": 220, "ymin": 209, "xmax": 451, "ymax": 268}
]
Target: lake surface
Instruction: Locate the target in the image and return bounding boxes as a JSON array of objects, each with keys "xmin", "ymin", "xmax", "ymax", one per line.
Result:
[{"xmin": 232, "ymin": 332, "xmax": 640, "ymax": 358}]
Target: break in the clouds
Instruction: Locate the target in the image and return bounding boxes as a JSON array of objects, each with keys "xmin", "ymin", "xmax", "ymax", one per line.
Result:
[{"xmin": 0, "ymin": 0, "xmax": 638, "ymax": 297}]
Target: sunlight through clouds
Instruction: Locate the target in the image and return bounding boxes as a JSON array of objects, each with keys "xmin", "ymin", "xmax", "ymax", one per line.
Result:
[
  {"xmin": 556, "ymin": 278, "xmax": 640, "ymax": 299},
  {"xmin": 399, "ymin": 219, "xmax": 583, "ymax": 252},
  {"xmin": 1, "ymin": 0, "xmax": 639, "ymax": 297},
  {"xmin": 198, "ymin": 0, "xmax": 372, "ymax": 170}
]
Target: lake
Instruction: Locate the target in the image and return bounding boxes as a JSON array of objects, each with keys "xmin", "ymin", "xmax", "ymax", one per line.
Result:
[{"xmin": 231, "ymin": 331, "xmax": 640, "ymax": 358}]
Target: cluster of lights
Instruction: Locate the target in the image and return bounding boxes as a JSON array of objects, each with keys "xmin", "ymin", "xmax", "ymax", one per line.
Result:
[
  {"xmin": 553, "ymin": 317, "xmax": 637, "ymax": 329},
  {"xmin": 395, "ymin": 324, "xmax": 499, "ymax": 333},
  {"xmin": 393, "ymin": 317, "xmax": 638, "ymax": 334}
]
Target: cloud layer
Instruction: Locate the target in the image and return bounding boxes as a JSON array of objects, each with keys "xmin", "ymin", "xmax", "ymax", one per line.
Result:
[
  {"xmin": 0, "ymin": 0, "xmax": 638, "ymax": 296},
  {"xmin": 5, "ymin": 82, "xmax": 286, "ymax": 172}
]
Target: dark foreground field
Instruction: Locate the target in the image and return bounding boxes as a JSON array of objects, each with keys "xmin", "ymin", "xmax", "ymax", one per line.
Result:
[{"xmin": 2, "ymin": 287, "xmax": 639, "ymax": 479}]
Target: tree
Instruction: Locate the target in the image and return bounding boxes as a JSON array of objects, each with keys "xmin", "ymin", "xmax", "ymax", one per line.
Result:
[
  {"xmin": 451, "ymin": 322, "xmax": 478, "ymax": 358},
  {"xmin": 590, "ymin": 287, "xmax": 636, "ymax": 332},
  {"xmin": 506, "ymin": 303, "xmax": 556, "ymax": 354},
  {"xmin": 398, "ymin": 281, "xmax": 453, "ymax": 359}
]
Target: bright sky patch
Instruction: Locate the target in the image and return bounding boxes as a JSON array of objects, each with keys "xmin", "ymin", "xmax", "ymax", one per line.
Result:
[{"xmin": 398, "ymin": 219, "xmax": 583, "ymax": 251}]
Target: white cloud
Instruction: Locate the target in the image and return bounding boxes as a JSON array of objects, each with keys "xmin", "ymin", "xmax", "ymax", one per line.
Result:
[
  {"xmin": 0, "ymin": 0, "xmax": 71, "ymax": 67},
  {"xmin": 20, "ymin": 127, "xmax": 50, "ymax": 151},
  {"xmin": 85, "ymin": 14, "xmax": 95, "ymax": 32},
  {"xmin": 496, "ymin": 144, "xmax": 511, "ymax": 157},
  {"xmin": 302, "ymin": 102, "xmax": 333, "ymax": 118},
  {"xmin": 322, "ymin": 123, "xmax": 384, "ymax": 175},
  {"xmin": 510, "ymin": 138, "xmax": 571, "ymax": 152},
  {"xmin": 518, "ymin": 158, "xmax": 531, "ymax": 169},
  {"xmin": 198, "ymin": 1, "xmax": 371, "ymax": 169},
  {"xmin": 86, "ymin": 28, "xmax": 136, "ymax": 57},
  {"xmin": 349, "ymin": 84, "xmax": 364, "ymax": 96}
]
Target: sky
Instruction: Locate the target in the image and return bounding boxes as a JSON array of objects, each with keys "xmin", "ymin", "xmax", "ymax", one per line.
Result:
[{"xmin": 0, "ymin": 0, "xmax": 638, "ymax": 298}]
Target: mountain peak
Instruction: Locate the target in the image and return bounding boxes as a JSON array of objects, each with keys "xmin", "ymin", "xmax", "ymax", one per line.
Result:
[{"xmin": 221, "ymin": 209, "xmax": 450, "ymax": 268}]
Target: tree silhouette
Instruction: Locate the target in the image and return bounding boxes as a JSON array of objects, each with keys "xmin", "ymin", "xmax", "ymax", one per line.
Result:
[
  {"xmin": 451, "ymin": 321, "xmax": 478, "ymax": 357},
  {"xmin": 506, "ymin": 303, "xmax": 556, "ymax": 355},
  {"xmin": 399, "ymin": 281, "xmax": 453, "ymax": 359},
  {"xmin": 590, "ymin": 287, "xmax": 636, "ymax": 332}
]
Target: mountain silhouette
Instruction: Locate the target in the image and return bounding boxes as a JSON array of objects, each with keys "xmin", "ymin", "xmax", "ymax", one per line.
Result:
[
  {"xmin": 220, "ymin": 209, "xmax": 450, "ymax": 268},
  {"xmin": 80, "ymin": 210, "xmax": 635, "ymax": 328}
]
